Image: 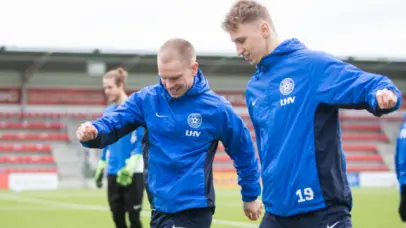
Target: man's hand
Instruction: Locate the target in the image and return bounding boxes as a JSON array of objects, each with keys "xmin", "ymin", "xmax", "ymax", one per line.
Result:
[
  {"xmin": 76, "ymin": 122, "xmax": 98, "ymax": 141},
  {"xmin": 116, "ymin": 154, "xmax": 141, "ymax": 186},
  {"xmin": 376, "ymin": 88, "xmax": 398, "ymax": 109},
  {"xmin": 243, "ymin": 199, "xmax": 263, "ymax": 221},
  {"xmin": 94, "ymin": 160, "xmax": 106, "ymax": 188}
]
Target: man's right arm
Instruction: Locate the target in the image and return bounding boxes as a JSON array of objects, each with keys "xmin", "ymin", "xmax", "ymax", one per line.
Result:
[
  {"xmin": 80, "ymin": 92, "xmax": 146, "ymax": 149},
  {"xmin": 311, "ymin": 51, "xmax": 402, "ymax": 116}
]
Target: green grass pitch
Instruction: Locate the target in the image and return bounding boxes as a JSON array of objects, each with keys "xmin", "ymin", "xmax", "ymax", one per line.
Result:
[{"xmin": 0, "ymin": 188, "xmax": 402, "ymax": 227}]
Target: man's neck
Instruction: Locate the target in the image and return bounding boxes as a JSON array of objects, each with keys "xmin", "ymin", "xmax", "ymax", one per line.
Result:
[
  {"xmin": 265, "ymin": 34, "xmax": 282, "ymax": 57},
  {"xmin": 115, "ymin": 92, "xmax": 128, "ymax": 105}
]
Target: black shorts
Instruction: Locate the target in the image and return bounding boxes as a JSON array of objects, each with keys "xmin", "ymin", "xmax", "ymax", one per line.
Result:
[
  {"xmin": 107, "ymin": 173, "xmax": 144, "ymax": 212},
  {"xmin": 260, "ymin": 205, "xmax": 352, "ymax": 228},
  {"xmin": 150, "ymin": 207, "xmax": 213, "ymax": 228}
]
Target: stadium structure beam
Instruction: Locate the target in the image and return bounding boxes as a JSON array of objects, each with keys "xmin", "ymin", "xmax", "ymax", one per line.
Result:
[
  {"xmin": 23, "ymin": 52, "xmax": 53, "ymax": 80},
  {"xmin": 19, "ymin": 52, "xmax": 53, "ymax": 113},
  {"xmin": 120, "ymin": 56, "xmax": 143, "ymax": 72},
  {"xmin": 0, "ymin": 53, "xmax": 250, "ymax": 67},
  {"xmin": 203, "ymin": 57, "xmax": 230, "ymax": 75}
]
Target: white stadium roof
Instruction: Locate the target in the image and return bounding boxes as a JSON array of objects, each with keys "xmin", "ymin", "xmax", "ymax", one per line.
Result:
[{"xmin": 0, "ymin": 0, "xmax": 405, "ymax": 60}]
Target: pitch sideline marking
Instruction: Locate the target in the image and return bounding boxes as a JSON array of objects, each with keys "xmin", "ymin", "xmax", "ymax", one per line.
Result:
[{"xmin": 0, "ymin": 195, "xmax": 259, "ymax": 227}]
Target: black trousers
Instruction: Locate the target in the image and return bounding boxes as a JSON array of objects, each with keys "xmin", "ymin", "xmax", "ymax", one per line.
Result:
[
  {"xmin": 107, "ymin": 173, "xmax": 144, "ymax": 228},
  {"xmin": 399, "ymin": 186, "xmax": 406, "ymax": 222},
  {"xmin": 150, "ymin": 207, "xmax": 213, "ymax": 228}
]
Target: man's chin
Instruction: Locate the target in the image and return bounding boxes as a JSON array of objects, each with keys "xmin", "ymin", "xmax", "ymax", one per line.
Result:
[{"xmin": 169, "ymin": 91, "xmax": 185, "ymax": 98}]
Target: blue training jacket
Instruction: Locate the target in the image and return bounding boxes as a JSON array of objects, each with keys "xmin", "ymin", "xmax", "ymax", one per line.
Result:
[
  {"xmin": 81, "ymin": 70, "xmax": 261, "ymax": 213},
  {"xmin": 246, "ymin": 38, "xmax": 402, "ymax": 216},
  {"xmin": 100, "ymin": 104, "xmax": 144, "ymax": 175},
  {"xmin": 395, "ymin": 113, "xmax": 406, "ymax": 191}
]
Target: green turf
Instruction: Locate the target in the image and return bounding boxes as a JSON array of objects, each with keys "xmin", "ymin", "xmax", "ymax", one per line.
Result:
[{"xmin": 0, "ymin": 188, "xmax": 402, "ymax": 227}]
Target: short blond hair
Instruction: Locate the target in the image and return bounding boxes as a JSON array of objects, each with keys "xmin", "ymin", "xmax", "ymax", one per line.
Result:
[
  {"xmin": 158, "ymin": 38, "xmax": 196, "ymax": 65},
  {"xmin": 222, "ymin": 0, "xmax": 273, "ymax": 32},
  {"xmin": 104, "ymin": 67, "xmax": 128, "ymax": 89}
]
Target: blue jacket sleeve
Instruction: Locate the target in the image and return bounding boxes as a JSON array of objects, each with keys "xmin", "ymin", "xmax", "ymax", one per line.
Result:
[
  {"xmin": 81, "ymin": 92, "xmax": 145, "ymax": 149},
  {"xmin": 312, "ymin": 52, "xmax": 402, "ymax": 117},
  {"xmin": 219, "ymin": 99, "xmax": 261, "ymax": 202},
  {"xmin": 130, "ymin": 128, "xmax": 144, "ymax": 156},
  {"xmin": 396, "ymin": 122, "xmax": 406, "ymax": 189}
]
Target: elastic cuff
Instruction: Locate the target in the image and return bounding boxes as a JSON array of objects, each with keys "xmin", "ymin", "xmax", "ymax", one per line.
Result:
[{"xmin": 242, "ymin": 195, "xmax": 258, "ymax": 202}]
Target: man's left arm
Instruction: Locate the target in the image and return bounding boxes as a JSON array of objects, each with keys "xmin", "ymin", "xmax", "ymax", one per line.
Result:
[
  {"xmin": 312, "ymin": 52, "xmax": 402, "ymax": 117},
  {"xmin": 219, "ymin": 99, "xmax": 261, "ymax": 202}
]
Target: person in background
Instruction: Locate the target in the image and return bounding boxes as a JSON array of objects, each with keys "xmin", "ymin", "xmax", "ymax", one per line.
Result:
[{"xmin": 94, "ymin": 67, "xmax": 145, "ymax": 228}]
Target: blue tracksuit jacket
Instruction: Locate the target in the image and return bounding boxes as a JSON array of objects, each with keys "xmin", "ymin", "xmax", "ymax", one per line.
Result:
[
  {"xmin": 395, "ymin": 113, "xmax": 406, "ymax": 191},
  {"xmin": 81, "ymin": 70, "xmax": 261, "ymax": 213},
  {"xmin": 247, "ymin": 38, "xmax": 402, "ymax": 216},
  {"xmin": 100, "ymin": 104, "xmax": 144, "ymax": 175}
]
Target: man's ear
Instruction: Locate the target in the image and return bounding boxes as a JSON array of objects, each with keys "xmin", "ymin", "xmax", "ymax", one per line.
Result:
[
  {"xmin": 192, "ymin": 62, "xmax": 199, "ymax": 76},
  {"xmin": 260, "ymin": 22, "xmax": 270, "ymax": 39}
]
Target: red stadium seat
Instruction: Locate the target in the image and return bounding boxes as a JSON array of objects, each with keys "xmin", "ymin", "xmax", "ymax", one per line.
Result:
[
  {"xmin": 0, "ymin": 122, "xmax": 65, "ymax": 130},
  {"xmin": 341, "ymin": 124, "xmax": 381, "ymax": 131},
  {"xmin": 0, "ymin": 156, "xmax": 55, "ymax": 164},
  {"xmin": 342, "ymin": 134, "xmax": 388, "ymax": 141},
  {"xmin": 343, "ymin": 144, "xmax": 377, "ymax": 151},
  {"xmin": 1, "ymin": 168, "xmax": 57, "ymax": 173},
  {"xmin": 0, "ymin": 112, "xmax": 101, "ymax": 120},
  {"xmin": 217, "ymin": 144, "xmax": 380, "ymax": 153},
  {"xmin": 0, "ymin": 144, "xmax": 52, "ymax": 152},
  {"xmin": 0, "ymin": 133, "xmax": 69, "ymax": 141},
  {"xmin": 345, "ymin": 155, "xmax": 383, "ymax": 162},
  {"xmin": 346, "ymin": 166, "xmax": 389, "ymax": 172}
]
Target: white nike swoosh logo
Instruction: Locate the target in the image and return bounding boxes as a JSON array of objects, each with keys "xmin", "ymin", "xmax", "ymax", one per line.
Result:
[
  {"xmin": 327, "ymin": 221, "xmax": 340, "ymax": 228},
  {"xmin": 252, "ymin": 98, "xmax": 258, "ymax": 106},
  {"xmin": 172, "ymin": 225, "xmax": 186, "ymax": 228},
  {"xmin": 156, "ymin": 112, "xmax": 168, "ymax": 118}
]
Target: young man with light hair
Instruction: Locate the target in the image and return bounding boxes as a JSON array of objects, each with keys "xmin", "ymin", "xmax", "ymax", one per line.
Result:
[
  {"xmin": 94, "ymin": 67, "xmax": 145, "ymax": 228},
  {"xmin": 77, "ymin": 38, "xmax": 263, "ymax": 228},
  {"xmin": 395, "ymin": 115, "xmax": 406, "ymax": 227},
  {"xmin": 222, "ymin": 1, "xmax": 401, "ymax": 227}
]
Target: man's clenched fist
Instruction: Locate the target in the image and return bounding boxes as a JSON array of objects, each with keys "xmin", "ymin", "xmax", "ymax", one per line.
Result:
[
  {"xmin": 376, "ymin": 88, "xmax": 398, "ymax": 109},
  {"xmin": 243, "ymin": 199, "xmax": 263, "ymax": 221},
  {"xmin": 76, "ymin": 122, "xmax": 98, "ymax": 141}
]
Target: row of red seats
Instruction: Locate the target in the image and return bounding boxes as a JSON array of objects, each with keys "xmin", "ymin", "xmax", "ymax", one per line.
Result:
[
  {"xmin": 213, "ymin": 166, "xmax": 389, "ymax": 173},
  {"xmin": 0, "ymin": 144, "xmax": 52, "ymax": 152},
  {"xmin": 214, "ymin": 154, "xmax": 383, "ymax": 162},
  {"xmin": 0, "ymin": 111, "xmax": 403, "ymax": 122},
  {"xmin": 0, "ymin": 156, "xmax": 55, "ymax": 163},
  {"xmin": 0, "ymin": 122, "xmax": 65, "ymax": 130},
  {"xmin": 0, "ymin": 133, "xmax": 386, "ymax": 142},
  {"xmin": 0, "ymin": 168, "xmax": 57, "ymax": 173},
  {"xmin": 0, "ymin": 112, "xmax": 101, "ymax": 119},
  {"xmin": 217, "ymin": 144, "xmax": 378, "ymax": 152},
  {"xmin": 0, "ymin": 133, "xmax": 69, "ymax": 141},
  {"xmin": 244, "ymin": 123, "xmax": 381, "ymax": 131},
  {"xmin": 249, "ymin": 134, "xmax": 388, "ymax": 142}
]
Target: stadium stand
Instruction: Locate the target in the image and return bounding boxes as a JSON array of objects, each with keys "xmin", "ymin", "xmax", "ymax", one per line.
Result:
[
  {"xmin": 0, "ymin": 95, "xmax": 404, "ymax": 177},
  {"xmin": 0, "ymin": 50, "xmax": 405, "ymax": 190},
  {"xmin": 0, "ymin": 121, "xmax": 62, "ymax": 173}
]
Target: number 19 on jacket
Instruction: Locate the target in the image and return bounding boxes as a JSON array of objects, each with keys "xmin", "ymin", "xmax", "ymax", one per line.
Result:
[{"xmin": 296, "ymin": 187, "xmax": 314, "ymax": 203}]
